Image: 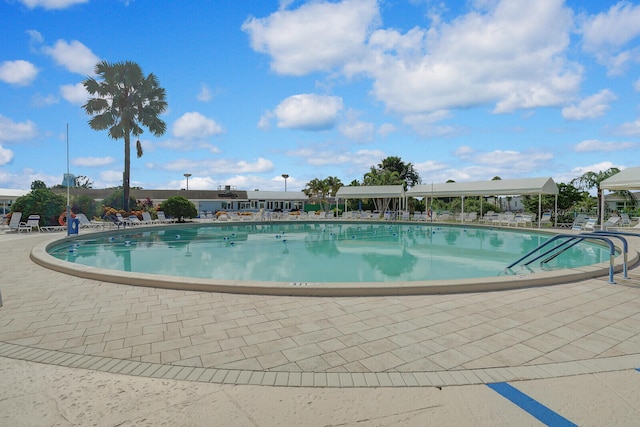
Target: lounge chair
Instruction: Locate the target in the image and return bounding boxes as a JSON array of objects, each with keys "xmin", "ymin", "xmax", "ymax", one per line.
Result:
[
  {"xmin": 603, "ymin": 216, "xmax": 620, "ymax": 230},
  {"xmin": 75, "ymin": 213, "xmax": 104, "ymax": 229},
  {"xmin": 620, "ymin": 213, "xmax": 632, "ymax": 227},
  {"xmin": 156, "ymin": 211, "xmax": 176, "ymax": 223},
  {"xmin": 581, "ymin": 217, "xmax": 598, "ymax": 232},
  {"xmin": 539, "ymin": 212, "xmax": 552, "ymax": 227},
  {"xmin": 7, "ymin": 212, "xmax": 23, "ymax": 232},
  {"xmin": 141, "ymin": 211, "xmax": 160, "ymax": 224},
  {"xmin": 19, "ymin": 214, "xmax": 41, "ymax": 232}
]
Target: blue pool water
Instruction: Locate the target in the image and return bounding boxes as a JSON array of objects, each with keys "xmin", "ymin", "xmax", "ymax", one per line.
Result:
[{"xmin": 47, "ymin": 223, "xmax": 611, "ymax": 283}]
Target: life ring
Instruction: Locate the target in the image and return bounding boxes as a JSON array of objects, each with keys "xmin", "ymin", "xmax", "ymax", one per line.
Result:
[{"xmin": 58, "ymin": 212, "xmax": 76, "ymax": 226}]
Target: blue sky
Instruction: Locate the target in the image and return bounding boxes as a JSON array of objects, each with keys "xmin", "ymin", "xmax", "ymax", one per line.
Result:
[{"xmin": 1, "ymin": 0, "xmax": 639, "ymax": 193}]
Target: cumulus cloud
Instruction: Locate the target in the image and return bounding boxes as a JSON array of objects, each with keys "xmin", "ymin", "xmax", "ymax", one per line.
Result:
[
  {"xmin": 0, "ymin": 145, "xmax": 14, "ymax": 166},
  {"xmin": 574, "ymin": 139, "xmax": 636, "ymax": 152},
  {"xmin": 615, "ymin": 118, "xmax": 640, "ymax": 136},
  {"xmin": 339, "ymin": 120, "xmax": 374, "ymax": 142},
  {"xmin": 0, "ymin": 60, "xmax": 39, "ymax": 86},
  {"xmin": 60, "ymin": 82, "xmax": 89, "ymax": 105},
  {"xmin": 562, "ymin": 89, "xmax": 617, "ymax": 120},
  {"xmin": 172, "ymin": 112, "xmax": 225, "ymax": 139},
  {"xmin": 31, "ymin": 93, "xmax": 59, "ymax": 107},
  {"xmin": 377, "ymin": 123, "xmax": 396, "ymax": 137},
  {"xmin": 0, "ymin": 115, "xmax": 38, "ymax": 142},
  {"xmin": 370, "ymin": 1, "xmax": 579, "ymax": 115},
  {"xmin": 156, "ymin": 138, "xmax": 222, "ymax": 154},
  {"xmin": 44, "ymin": 39, "xmax": 99, "ymax": 75},
  {"xmin": 19, "ymin": 0, "xmax": 88, "ymax": 10},
  {"xmin": 286, "ymin": 145, "xmax": 384, "ymax": 168},
  {"xmin": 580, "ymin": 2, "xmax": 640, "ymax": 74},
  {"xmin": 242, "ymin": 0, "xmax": 379, "ymax": 75},
  {"xmin": 160, "ymin": 157, "xmax": 274, "ymax": 174},
  {"xmin": 273, "ymin": 94, "xmax": 344, "ymax": 130},
  {"xmin": 72, "ymin": 156, "xmax": 115, "ymax": 167},
  {"xmin": 197, "ymin": 83, "xmax": 213, "ymax": 102}
]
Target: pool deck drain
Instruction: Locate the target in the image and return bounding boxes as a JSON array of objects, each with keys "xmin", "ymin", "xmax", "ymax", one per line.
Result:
[{"xmin": 2, "ymin": 230, "xmax": 640, "ymax": 389}]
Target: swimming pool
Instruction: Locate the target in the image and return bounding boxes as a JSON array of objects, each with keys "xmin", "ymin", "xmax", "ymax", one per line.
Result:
[{"xmin": 46, "ymin": 222, "xmax": 612, "ymax": 283}]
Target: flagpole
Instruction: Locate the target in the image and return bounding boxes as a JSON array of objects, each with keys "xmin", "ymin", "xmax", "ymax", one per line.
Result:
[{"xmin": 66, "ymin": 123, "xmax": 71, "ymax": 236}]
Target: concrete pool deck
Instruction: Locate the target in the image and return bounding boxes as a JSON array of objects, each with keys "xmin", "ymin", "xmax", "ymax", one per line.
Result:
[{"xmin": 1, "ymin": 229, "xmax": 640, "ymax": 425}]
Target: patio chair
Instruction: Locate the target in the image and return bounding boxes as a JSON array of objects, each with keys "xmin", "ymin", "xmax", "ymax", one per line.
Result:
[
  {"xmin": 539, "ymin": 212, "xmax": 552, "ymax": 227},
  {"xmin": 7, "ymin": 212, "xmax": 23, "ymax": 232},
  {"xmin": 603, "ymin": 216, "xmax": 620, "ymax": 230},
  {"xmin": 156, "ymin": 211, "xmax": 176, "ymax": 223},
  {"xmin": 141, "ymin": 211, "xmax": 159, "ymax": 224},
  {"xmin": 620, "ymin": 213, "xmax": 632, "ymax": 227},
  {"xmin": 19, "ymin": 214, "xmax": 41, "ymax": 232},
  {"xmin": 581, "ymin": 217, "xmax": 598, "ymax": 232},
  {"xmin": 75, "ymin": 213, "xmax": 104, "ymax": 229}
]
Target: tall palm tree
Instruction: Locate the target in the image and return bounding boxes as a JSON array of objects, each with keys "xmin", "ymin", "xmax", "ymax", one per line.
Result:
[
  {"xmin": 571, "ymin": 167, "xmax": 620, "ymax": 221},
  {"xmin": 82, "ymin": 60, "xmax": 167, "ymax": 211}
]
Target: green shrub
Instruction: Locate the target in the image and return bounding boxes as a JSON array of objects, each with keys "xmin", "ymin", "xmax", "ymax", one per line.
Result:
[
  {"xmin": 11, "ymin": 188, "xmax": 66, "ymax": 226},
  {"xmin": 72, "ymin": 195, "xmax": 99, "ymax": 218},
  {"xmin": 159, "ymin": 196, "xmax": 197, "ymax": 222},
  {"xmin": 101, "ymin": 188, "xmax": 138, "ymax": 211}
]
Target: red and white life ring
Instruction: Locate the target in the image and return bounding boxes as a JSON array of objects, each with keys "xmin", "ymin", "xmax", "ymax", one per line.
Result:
[{"xmin": 58, "ymin": 212, "xmax": 76, "ymax": 226}]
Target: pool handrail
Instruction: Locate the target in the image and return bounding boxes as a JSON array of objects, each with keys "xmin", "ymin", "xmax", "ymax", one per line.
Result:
[{"xmin": 505, "ymin": 233, "xmax": 623, "ymax": 284}]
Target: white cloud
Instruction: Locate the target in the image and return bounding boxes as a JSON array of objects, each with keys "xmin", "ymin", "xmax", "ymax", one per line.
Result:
[
  {"xmin": 615, "ymin": 118, "xmax": 640, "ymax": 136},
  {"xmin": 286, "ymin": 145, "xmax": 384, "ymax": 168},
  {"xmin": 454, "ymin": 145, "xmax": 475, "ymax": 158},
  {"xmin": 243, "ymin": 0, "xmax": 379, "ymax": 75},
  {"xmin": 574, "ymin": 139, "xmax": 636, "ymax": 152},
  {"xmin": 580, "ymin": 2, "xmax": 640, "ymax": 73},
  {"xmin": 0, "ymin": 60, "xmax": 39, "ymax": 86},
  {"xmin": 156, "ymin": 138, "xmax": 222, "ymax": 153},
  {"xmin": 44, "ymin": 39, "xmax": 99, "ymax": 75},
  {"xmin": 197, "ymin": 83, "xmax": 213, "ymax": 102},
  {"xmin": 359, "ymin": 0, "xmax": 580, "ymax": 115},
  {"xmin": 0, "ymin": 115, "xmax": 38, "ymax": 142},
  {"xmin": 60, "ymin": 82, "xmax": 89, "ymax": 105},
  {"xmin": 377, "ymin": 123, "xmax": 396, "ymax": 137},
  {"xmin": 30, "ymin": 93, "xmax": 59, "ymax": 107},
  {"xmin": 72, "ymin": 156, "xmax": 115, "ymax": 167},
  {"xmin": 0, "ymin": 145, "xmax": 14, "ymax": 166},
  {"xmin": 19, "ymin": 0, "xmax": 88, "ymax": 10},
  {"xmin": 160, "ymin": 157, "xmax": 274, "ymax": 175},
  {"xmin": 257, "ymin": 110, "xmax": 274, "ymax": 131},
  {"xmin": 273, "ymin": 94, "xmax": 344, "ymax": 130},
  {"xmin": 172, "ymin": 112, "xmax": 225, "ymax": 139},
  {"xmin": 339, "ymin": 120, "xmax": 374, "ymax": 142},
  {"xmin": 634, "ymin": 78, "xmax": 640, "ymax": 91},
  {"xmin": 562, "ymin": 89, "xmax": 617, "ymax": 120}
]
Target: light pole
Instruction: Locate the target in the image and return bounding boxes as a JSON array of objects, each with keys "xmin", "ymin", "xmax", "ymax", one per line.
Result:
[
  {"xmin": 281, "ymin": 174, "xmax": 289, "ymax": 192},
  {"xmin": 184, "ymin": 173, "xmax": 192, "ymax": 191}
]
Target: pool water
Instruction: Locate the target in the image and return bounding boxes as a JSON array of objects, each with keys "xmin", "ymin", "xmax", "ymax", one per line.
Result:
[{"xmin": 47, "ymin": 223, "xmax": 611, "ymax": 283}]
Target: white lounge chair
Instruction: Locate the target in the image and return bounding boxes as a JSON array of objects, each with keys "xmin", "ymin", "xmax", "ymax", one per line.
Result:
[
  {"xmin": 7, "ymin": 212, "xmax": 23, "ymax": 232},
  {"xmin": 603, "ymin": 216, "xmax": 620, "ymax": 230},
  {"xmin": 141, "ymin": 211, "xmax": 160, "ymax": 224},
  {"xmin": 75, "ymin": 213, "xmax": 104, "ymax": 229},
  {"xmin": 20, "ymin": 214, "xmax": 41, "ymax": 232},
  {"xmin": 581, "ymin": 217, "xmax": 598, "ymax": 232},
  {"xmin": 156, "ymin": 211, "xmax": 176, "ymax": 223}
]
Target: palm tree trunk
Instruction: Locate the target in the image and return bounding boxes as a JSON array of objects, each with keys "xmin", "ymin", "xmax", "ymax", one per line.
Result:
[{"xmin": 123, "ymin": 132, "xmax": 131, "ymax": 211}]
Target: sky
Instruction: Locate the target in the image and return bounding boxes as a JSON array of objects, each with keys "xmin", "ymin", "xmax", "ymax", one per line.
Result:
[{"xmin": 1, "ymin": 0, "xmax": 640, "ymax": 194}]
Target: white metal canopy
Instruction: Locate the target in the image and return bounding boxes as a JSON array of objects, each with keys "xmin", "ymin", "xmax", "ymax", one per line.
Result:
[
  {"xmin": 598, "ymin": 166, "xmax": 640, "ymax": 228},
  {"xmin": 407, "ymin": 177, "xmax": 558, "ymax": 227},
  {"xmin": 336, "ymin": 185, "xmax": 406, "ymax": 214},
  {"xmin": 407, "ymin": 177, "xmax": 558, "ymax": 197}
]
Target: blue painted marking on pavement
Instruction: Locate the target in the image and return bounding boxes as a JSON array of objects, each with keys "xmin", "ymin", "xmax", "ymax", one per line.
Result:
[{"xmin": 487, "ymin": 382, "xmax": 578, "ymax": 426}]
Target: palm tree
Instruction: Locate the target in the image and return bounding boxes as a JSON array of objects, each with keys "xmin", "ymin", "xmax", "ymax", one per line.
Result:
[
  {"xmin": 82, "ymin": 60, "xmax": 167, "ymax": 211},
  {"xmin": 571, "ymin": 168, "xmax": 620, "ymax": 221}
]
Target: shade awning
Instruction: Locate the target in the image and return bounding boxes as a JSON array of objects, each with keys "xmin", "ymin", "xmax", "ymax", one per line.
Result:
[
  {"xmin": 336, "ymin": 185, "xmax": 405, "ymax": 199},
  {"xmin": 407, "ymin": 177, "xmax": 558, "ymax": 197},
  {"xmin": 599, "ymin": 166, "xmax": 640, "ymax": 191}
]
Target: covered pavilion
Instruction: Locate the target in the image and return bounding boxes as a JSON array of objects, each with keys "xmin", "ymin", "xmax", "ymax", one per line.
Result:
[
  {"xmin": 407, "ymin": 177, "xmax": 559, "ymax": 227},
  {"xmin": 335, "ymin": 185, "xmax": 406, "ymax": 216},
  {"xmin": 599, "ymin": 166, "xmax": 640, "ymax": 229}
]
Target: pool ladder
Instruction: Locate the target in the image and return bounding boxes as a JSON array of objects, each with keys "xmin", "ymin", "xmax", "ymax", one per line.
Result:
[{"xmin": 504, "ymin": 232, "xmax": 630, "ymax": 284}]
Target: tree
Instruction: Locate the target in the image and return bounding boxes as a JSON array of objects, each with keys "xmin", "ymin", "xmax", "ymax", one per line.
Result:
[
  {"xmin": 82, "ymin": 60, "xmax": 167, "ymax": 211},
  {"xmin": 31, "ymin": 180, "xmax": 47, "ymax": 190},
  {"xmin": 303, "ymin": 176, "xmax": 343, "ymax": 212},
  {"xmin": 363, "ymin": 156, "xmax": 420, "ymax": 189},
  {"xmin": 160, "ymin": 196, "xmax": 197, "ymax": 222},
  {"xmin": 571, "ymin": 168, "xmax": 620, "ymax": 221},
  {"xmin": 11, "ymin": 188, "xmax": 65, "ymax": 226}
]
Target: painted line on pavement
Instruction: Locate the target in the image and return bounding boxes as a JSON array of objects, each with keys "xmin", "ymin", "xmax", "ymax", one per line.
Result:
[{"xmin": 487, "ymin": 382, "xmax": 578, "ymax": 426}]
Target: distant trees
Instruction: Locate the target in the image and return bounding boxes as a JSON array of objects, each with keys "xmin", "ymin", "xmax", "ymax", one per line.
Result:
[
  {"xmin": 571, "ymin": 168, "xmax": 620, "ymax": 220},
  {"xmin": 364, "ymin": 156, "xmax": 420, "ymax": 189},
  {"xmin": 303, "ymin": 176, "xmax": 343, "ymax": 212},
  {"xmin": 160, "ymin": 196, "xmax": 197, "ymax": 222}
]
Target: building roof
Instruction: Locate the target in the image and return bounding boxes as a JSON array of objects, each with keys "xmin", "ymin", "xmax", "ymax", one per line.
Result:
[
  {"xmin": 51, "ymin": 188, "xmax": 249, "ymax": 201},
  {"xmin": 246, "ymin": 190, "xmax": 308, "ymax": 201},
  {"xmin": 407, "ymin": 177, "xmax": 559, "ymax": 197},
  {"xmin": 0, "ymin": 188, "xmax": 29, "ymax": 200}
]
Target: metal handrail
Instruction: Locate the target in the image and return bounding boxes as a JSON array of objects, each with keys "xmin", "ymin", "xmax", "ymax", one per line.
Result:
[{"xmin": 505, "ymin": 233, "xmax": 624, "ymax": 284}]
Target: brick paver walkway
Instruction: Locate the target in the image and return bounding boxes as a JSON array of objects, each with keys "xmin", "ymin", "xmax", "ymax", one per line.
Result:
[{"xmin": 2, "ymin": 232, "xmax": 640, "ymax": 387}]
